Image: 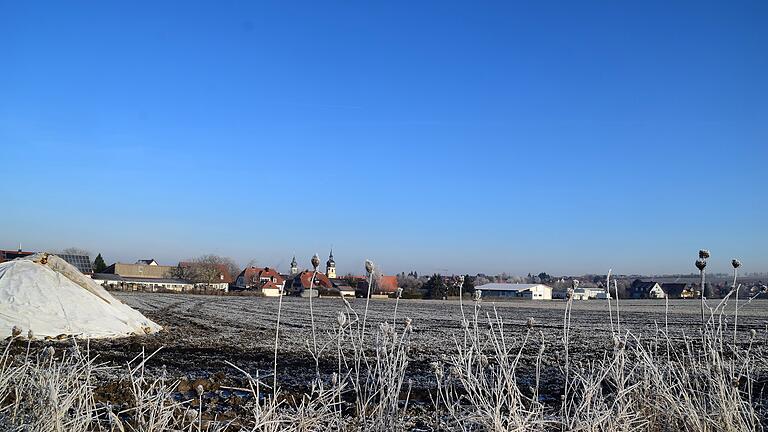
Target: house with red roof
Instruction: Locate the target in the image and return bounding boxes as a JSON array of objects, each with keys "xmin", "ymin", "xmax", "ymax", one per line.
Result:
[
  {"xmin": 234, "ymin": 266, "xmax": 285, "ymax": 296},
  {"xmin": 354, "ymin": 275, "xmax": 400, "ymax": 297},
  {"xmin": 285, "ymin": 270, "xmax": 334, "ymax": 297}
]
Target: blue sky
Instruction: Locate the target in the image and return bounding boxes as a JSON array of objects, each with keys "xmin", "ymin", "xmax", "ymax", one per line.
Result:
[{"xmin": 1, "ymin": 1, "xmax": 766, "ymax": 276}]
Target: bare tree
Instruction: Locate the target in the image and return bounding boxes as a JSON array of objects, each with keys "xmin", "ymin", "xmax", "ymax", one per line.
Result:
[
  {"xmin": 58, "ymin": 247, "xmax": 91, "ymax": 257},
  {"xmin": 169, "ymin": 263, "xmax": 199, "ymax": 281},
  {"xmin": 174, "ymin": 254, "xmax": 239, "ymax": 286}
]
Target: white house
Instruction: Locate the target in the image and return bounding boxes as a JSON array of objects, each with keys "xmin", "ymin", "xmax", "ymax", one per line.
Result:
[
  {"xmin": 476, "ymin": 283, "xmax": 553, "ymax": 300},
  {"xmin": 572, "ymin": 287, "xmax": 611, "ymax": 300}
]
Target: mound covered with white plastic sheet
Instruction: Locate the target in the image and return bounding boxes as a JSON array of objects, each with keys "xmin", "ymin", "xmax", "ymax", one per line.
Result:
[{"xmin": 0, "ymin": 253, "xmax": 161, "ymax": 339}]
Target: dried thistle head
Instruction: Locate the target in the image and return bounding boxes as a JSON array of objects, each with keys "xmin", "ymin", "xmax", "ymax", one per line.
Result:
[
  {"xmin": 196, "ymin": 384, "xmax": 204, "ymax": 396},
  {"xmin": 526, "ymin": 317, "xmax": 535, "ymax": 329},
  {"xmin": 699, "ymin": 249, "xmax": 710, "ymax": 259},
  {"xmin": 732, "ymin": 259, "xmax": 741, "ymax": 269},
  {"xmin": 396, "ymin": 287, "xmax": 403, "ymax": 299},
  {"xmin": 449, "ymin": 366, "xmax": 461, "ymax": 379},
  {"xmin": 572, "ymin": 279, "xmax": 580, "ymax": 289},
  {"xmin": 695, "ymin": 258, "xmax": 707, "ymax": 271},
  {"xmin": 365, "ymin": 259, "xmax": 374, "ymax": 275},
  {"xmin": 379, "ymin": 322, "xmax": 394, "ymax": 337},
  {"xmin": 404, "ymin": 317, "xmax": 413, "ymax": 330},
  {"xmin": 11, "ymin": 326, "xmax": 22, "ymax": 338},
  {"xmin": 185, "ymin": 409, "xmax": 198, "ymax": 421},
  {"xmin": 27, "ymin": 329, "xmax": 34, "ymax": 340},
  {"xmin": 42, "ymin": 346, "xmax": 55, "ymax": 359},
  {"xmin": 336, "ymin": 311, "xmax": 347, "ymax": 327},
  {"xmin": 430, "ymin": 361, "xmax": 444, "ymax": 380},
  {"xmin": 473, "ymin": 290, "xmax": 482, "ymax": 302},
  {"xmin": 311, "ymin": 254, "xmax": 320, "ymax": 270},
  {"xmin": 479, "ymin": 354, "xmax": 489, "ymax": 367}
]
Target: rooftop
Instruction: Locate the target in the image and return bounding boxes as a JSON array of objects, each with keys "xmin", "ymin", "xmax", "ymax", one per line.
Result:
[{"xmin": 475, "ymin": 283, "xmax": 551, "ymax": 291}]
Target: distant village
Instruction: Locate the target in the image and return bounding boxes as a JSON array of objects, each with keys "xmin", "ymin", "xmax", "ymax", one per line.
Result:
[{"xmin": 1, "ymin": 246, "xmax": 766, "ymax": 301}]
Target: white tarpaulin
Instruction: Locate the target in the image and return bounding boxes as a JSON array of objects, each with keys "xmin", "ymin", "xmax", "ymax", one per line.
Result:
[{"xmin": 0, "ymin": 253, "xmax": 161, "ymax": 339}]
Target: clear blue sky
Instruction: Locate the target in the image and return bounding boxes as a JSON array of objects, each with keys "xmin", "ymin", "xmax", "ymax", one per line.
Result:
[{"xmin": 1, "ymin": 1, "xmax": 766, "ymax": 276}]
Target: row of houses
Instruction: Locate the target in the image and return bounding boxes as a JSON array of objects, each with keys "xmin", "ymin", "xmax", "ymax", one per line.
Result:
[
  {"xmin": 94, "ymin": 251, "xmax": 402, "ymax": 297},
  {"xmin": 233, "ymin": 252, "xmax": 399, "ymax": 297},
  {"xmin": 2, "ymin": 247, "xmax": 401, "ymax": 297},
  {"xmin": 7, "ymin": 246, "xmax": 759, "ymax": 300}
]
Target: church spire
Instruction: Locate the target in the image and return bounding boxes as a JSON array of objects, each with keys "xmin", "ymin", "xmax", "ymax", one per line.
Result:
[
  {"xmin": 290, "ymin": 255, "xmax": 298, "ymax": 275},
  {"xmin": 325, "ymin": 248, "xmax": 336, "ymax": 278}
]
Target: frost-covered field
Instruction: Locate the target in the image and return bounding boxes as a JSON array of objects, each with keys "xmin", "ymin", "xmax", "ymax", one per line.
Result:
[
  {"xmin": 104, "ymin": 293, "xmax": 768, "ymax": 389},
  {"xmin": 3, "ymin": 293, "xmax": 767, "ymax": 430}
]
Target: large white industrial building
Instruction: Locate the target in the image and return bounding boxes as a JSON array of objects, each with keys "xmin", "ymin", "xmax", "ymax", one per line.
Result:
[{"xmin": 475, "ymin": 283, "xmax": 553, "ymax": 300}]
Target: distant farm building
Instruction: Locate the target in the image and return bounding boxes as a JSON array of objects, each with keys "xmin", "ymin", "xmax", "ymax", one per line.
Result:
[
  {"xmin": 572, "ymin": 287, "xmax": 610, "ymax": 300},
  {"xmin": 93, "ymin": 273, "xmax": 193, "ymax": 292},
  {"xmin": 475, "ymin": 283, "xmax": 553, "ymax": 300},
  {"xmin": 94, "ymin": 260, "xmax": 228, "ymax": 292}
]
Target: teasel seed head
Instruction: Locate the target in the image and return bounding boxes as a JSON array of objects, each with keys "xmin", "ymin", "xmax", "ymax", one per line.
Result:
[
  {"xmin": 479, "ymin": 354, "xmax": 489, "ymax": 367},
  {"xmin": 430, "ymin": 361, "xmax": 444, "ymax": 380},
  {"xmin": 473, "ymin": 290, "xmax": 482, "ymax": 302},
  {"xmin": 449, "ymin": 366, "xmax": 461, "ymax": 378},
  {"xmin": 695, "ymin": 258, "xmax": 707, "ymax": 271},
  {"xmin": 526, "ymin": 317, "xmax": 535, "ymax": 329},
  {"xmin": 311, "ymin": 254, "xmax": 320, "ymax": 270}
]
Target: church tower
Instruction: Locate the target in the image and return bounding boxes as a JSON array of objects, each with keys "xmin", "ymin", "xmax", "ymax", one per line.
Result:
[
  {"xmin": 325, "ymin": 249, "xmax": 336, "ymax": 279},
  {"xmin": 290, "ymin": 255, "xmax": 298, "ymax": 275}
]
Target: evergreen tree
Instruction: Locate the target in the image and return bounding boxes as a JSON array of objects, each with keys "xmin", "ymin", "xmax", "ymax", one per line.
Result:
[
  {"xmin": 93, "ymin": 253, "xmax": 107, "ymax": 273},
  {"xmin": 461, "ymin": 274, "xmax": 475, "ymax": 295},
  {"xmin": 424, "ymin": 274, "xmax": 448, "ymax": 299}
]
